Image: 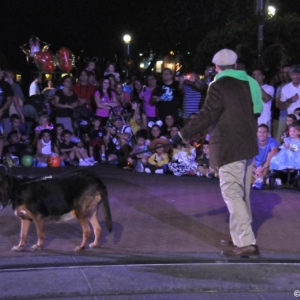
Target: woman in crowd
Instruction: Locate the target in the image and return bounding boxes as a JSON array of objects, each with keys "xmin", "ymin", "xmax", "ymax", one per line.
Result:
[
  {"xmin": 54, "ymin": 75, "xmax": 78, "ymax": 133},
  {"xmin": 143, "ymin": 73, "xmax": 157, "ymax": 123},
  {"xmin": 127, "ymin": 99, "xmax": 147, "ymax": 137},
  {"xmin": 131, "ymin": 78, "xmax": 144, "ymax": 102},
  {"xmin": 94, "ymin": 76, "xmax": 119, "ymax": 127}
]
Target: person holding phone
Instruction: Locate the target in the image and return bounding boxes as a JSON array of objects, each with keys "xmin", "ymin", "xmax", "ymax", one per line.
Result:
[{"xmin": 178, "ymin": 70, "xmax": 206, "ymax": 125}]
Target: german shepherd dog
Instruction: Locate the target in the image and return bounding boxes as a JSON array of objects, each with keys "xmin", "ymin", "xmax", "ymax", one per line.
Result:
[{"xmin": 0, "ymin": 169, "xmax": 112, "ymax": 252}]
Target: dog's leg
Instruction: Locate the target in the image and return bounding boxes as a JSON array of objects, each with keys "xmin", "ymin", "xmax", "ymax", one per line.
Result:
[
  {"xmin": 31, "ymin": 216, "xmax": 45, "ymax": 250},
  {"xmin": 88, "ymin": 207, "xmax": 102, "ymax": 248},
  {"xmin": 75, "ymin": 217, "xmax": 92, "ymax": 252},
  {"xmin": 12, "ymin": 219, "xmax": 31, "ymax": 251}
]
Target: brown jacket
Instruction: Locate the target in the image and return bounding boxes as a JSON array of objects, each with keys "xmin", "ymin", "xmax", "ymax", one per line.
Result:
[{"xmin": 181, "ymin": 76, "xmax": 258, "ymax": 168}]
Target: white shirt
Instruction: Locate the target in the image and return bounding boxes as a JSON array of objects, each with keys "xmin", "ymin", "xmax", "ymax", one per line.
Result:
[
  {"xmin": 257, "ymin": 84, "xmax": 275, "ymax": 125},
  {"xmin": 29, "ymin": 81, "xmax": 40, "ymax": 96},
  {"xmin": 280, "ymin": 82, "xmax": 300, "ymax": 114}
]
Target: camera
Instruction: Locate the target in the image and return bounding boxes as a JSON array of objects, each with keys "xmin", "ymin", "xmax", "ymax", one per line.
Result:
[{"xmin": 106, "ymin": 122, "xmax": 116, "ymax": 131}]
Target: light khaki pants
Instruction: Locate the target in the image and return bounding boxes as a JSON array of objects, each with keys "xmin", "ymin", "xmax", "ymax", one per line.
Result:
[{"xmin": 219, "ymin": 159, "xmax": 256, "ymax": 247}]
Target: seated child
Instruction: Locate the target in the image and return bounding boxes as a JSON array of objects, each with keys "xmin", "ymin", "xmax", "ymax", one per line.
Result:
[
  {"xmin": 85, "ymin": 116, "xmax": 107, "ymax": 163},
  {"xmin": 145, "ymin": 143, "xmax": 169, "ymax": 174},
  {"xmin": 281, "ymin": 114, "xmax": 297, "ymax": 142},
  {"xmin": 36, "ymin": 129, "xmax": 62, "ymax": 167},
  {"xmin": 125, "ymin": 129, "xmax": 152, "ymax": 172},
  {"xmin": 9, "ymin": 114, "xmax": 29, "ymax": 144},
  {"xmin": 2, "ymin": 130, "xmax": 28, "ymax": 166},
  {"xmin": 168, "ymin": 140, "xmax": 198, "ymax": 176},
  {"xmin": 196, "ymin": 141, "xmax": 217, "ymax": 178},
  {"xmin": 35, "ymin": 114, "xmax": 54, "ymax": 137},
  {"xmin": 60, "ymin": 129, "xmax": 94, "ymax": 166},
  {"xmin": 270, "ymin": 122, "xmax": 300, "ymax": 171}
]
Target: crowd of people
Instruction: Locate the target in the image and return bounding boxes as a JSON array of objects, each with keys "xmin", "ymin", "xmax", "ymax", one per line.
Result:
[{"xmin": 0, "ymin": 59, "xmax": 300, "ymax": 183}]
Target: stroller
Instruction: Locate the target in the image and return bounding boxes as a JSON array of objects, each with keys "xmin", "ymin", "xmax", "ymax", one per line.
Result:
[{"xmin": 267, "ymin": 169, "xmax": 300, "ymax": 191}]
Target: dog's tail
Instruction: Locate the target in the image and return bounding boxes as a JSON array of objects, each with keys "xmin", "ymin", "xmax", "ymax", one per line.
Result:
[{"xmin": 100, "ymin": 184, "xmax": 112, "ymax": 232}]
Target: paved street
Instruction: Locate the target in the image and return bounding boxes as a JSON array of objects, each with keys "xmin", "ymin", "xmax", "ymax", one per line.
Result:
[{"xmin": 0, "ymin": 164, "xmax": 299, "ymax": 299}]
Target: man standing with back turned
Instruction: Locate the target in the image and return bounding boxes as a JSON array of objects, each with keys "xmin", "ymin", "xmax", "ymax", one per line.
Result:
[{"xmin": 171, "ymin": 49, "xmax": 263, "ymax": 257}]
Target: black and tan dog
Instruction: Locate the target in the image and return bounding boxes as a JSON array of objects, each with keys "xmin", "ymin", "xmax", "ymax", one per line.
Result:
[{"xmin": 0, "ymin": 169, "xmax": 112, "ymax": 252}]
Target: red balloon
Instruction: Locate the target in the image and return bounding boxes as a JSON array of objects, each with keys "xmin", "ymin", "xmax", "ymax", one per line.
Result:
[
  {"xmin": 34, "ymin": 51, "xmax": 56, "ymax": 73},
  {"xmin": 47, "ymin": 155, "xmax": 61, "ymax": 168},
  {"xmin": 55, "ymin": 47, "xmax": 74, "ymax": 73}
]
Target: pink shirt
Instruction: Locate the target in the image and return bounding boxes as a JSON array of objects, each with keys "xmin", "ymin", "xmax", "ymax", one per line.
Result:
[{"xmin": 95, "ymin": 90, "xmax": 115, "ymax": 117}]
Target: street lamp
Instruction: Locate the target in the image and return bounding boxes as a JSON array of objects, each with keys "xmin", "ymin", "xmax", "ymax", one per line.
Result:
[
  {"xmin": 123, "ymin": 34, "xmax": 131, "ymax": 56},
  {"xmin": 268, "ymin": 6, "xmax": 276, "ymax": 17}
]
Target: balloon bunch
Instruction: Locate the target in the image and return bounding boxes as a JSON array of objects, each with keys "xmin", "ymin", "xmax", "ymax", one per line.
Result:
[{"xmin": 20, "ymin": 35, "xmax": 75, "ymax": 73}]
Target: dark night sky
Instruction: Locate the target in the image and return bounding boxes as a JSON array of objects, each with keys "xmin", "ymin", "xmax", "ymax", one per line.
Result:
[{"xmin": 0, "ymin": 0, "xmax": 299, "ymax": 73}]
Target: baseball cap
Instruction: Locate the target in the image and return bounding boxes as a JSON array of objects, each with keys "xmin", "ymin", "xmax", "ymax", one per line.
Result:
[
  {"xmin": 212, "ymin": 49, "xmax": 237, "ymax": 66},
  {"xmin": 112, "ymin": 115, "xmax": 123, "ymax": 122}
]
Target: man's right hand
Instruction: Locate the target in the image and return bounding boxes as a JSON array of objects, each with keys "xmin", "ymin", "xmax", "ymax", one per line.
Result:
[{"xmin": 169, "ymin": 133, "xmax": 183, "ymax": 148}]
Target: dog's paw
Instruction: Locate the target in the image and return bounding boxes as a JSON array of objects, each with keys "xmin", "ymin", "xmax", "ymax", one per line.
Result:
[
  {"xmin": 74, "ymin": 246, "xmax": 85, "ymax": 252},
  {"xmin": 89, "ymin": 242, "xmax": 99, "ymax": 248},
  {"xmin": 31, "ymin": 244, "xmax": 42, "ymax": 250},
  {"xmin": 11, "ymin": 245, "xmax": 24, "ymax": 251}
]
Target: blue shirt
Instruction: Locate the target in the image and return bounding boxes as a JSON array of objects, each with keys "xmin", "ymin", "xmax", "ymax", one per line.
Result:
[{"xmin": 255, "ymin": 137, "xmax": 278, "ymax": 167}]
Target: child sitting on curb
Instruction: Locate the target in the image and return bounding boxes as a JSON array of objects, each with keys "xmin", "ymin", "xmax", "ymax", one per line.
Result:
[{"xmin": 145, "ymin": 142, "xmax": 169, "ymax": 174}]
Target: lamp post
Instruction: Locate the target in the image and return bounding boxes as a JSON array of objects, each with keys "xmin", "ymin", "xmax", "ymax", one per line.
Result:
[
  {"xmin": 256, "ymin": 0, "xmax": 269, "ymax": 65},
  {"xmin": 123, "ymin": 34, "xmax": 131, "ymax": 56},
  {"xmin": 123, "ymin": 34, "xmax": 131, "ymax": 76}
]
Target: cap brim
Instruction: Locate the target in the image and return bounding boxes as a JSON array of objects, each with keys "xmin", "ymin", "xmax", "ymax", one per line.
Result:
[{"xmin": 150, "ymin": 138, "xmax": 172, "ymax": 152}]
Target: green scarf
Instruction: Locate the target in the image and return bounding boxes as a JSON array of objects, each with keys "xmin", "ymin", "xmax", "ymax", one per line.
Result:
[{"xmin": 214, "ymin": 70, "xmax": 263, "ymax": 114}]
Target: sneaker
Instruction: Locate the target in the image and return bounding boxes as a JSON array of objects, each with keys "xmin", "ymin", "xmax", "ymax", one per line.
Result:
[
  {"xmin": 206, "ymin": 172, "xmax": 214, "ymax": 179},
  {"xmin": 145, "ymin": 168, "xmax": 151, "ymax": 174},
  {"xmin": 87, "ymin": 157, "xmax": 97, "ymax": 164},
  {"xmin": 85, "ymin": 158, "xmax": 94, "ymax": 166},
  {"xmin": 135, "ymin": 160, "xmax": 144, "ymax": 172},
  {"xmin": 101, "ymin": 155, "xmax": 106, "ymax": 163},
  {"xmin": 252, "ymin": 178, "xmax": 263, "ymax": 189},
  {"xmin": 196, "ymin": 171, "xmax": 203, "ymax": 177},
  {"xmin": 69, "ymin": 159, "xmax": 79, "ymax": 166},
  {"xmin": 79, "ymin": 159, "xmax": 90, "ymax": 166},
  {"xmin": 155, "ymin": 169, "xmax": 164, "ymax": 174},
  {"xmin": 36, "ymin": 161, "xmax": 47, "ymax": 168},
  {"xmin": 275, "ymin": 178, "xmax": 282, "ymax": 186}
]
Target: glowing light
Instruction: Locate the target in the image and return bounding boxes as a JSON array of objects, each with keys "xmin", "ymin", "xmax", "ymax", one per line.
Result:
[
  {"xmin": 140, "ymin": 63, "xmax": 145, "ymax": 68},
  {"xmin": 268, "ymin": 6, "xmax": 276, "ymax": 17},
  {"xmin": 169, "ymin": 51, "xmax": 175, "ymax": 55},
  {"xmin": 123, "ymin": 34, "xmax": 131, "ymax": 43}
]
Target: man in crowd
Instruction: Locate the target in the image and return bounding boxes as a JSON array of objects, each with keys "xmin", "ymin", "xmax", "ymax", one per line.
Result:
[
  {"xmin": 106, "ymin": 115, "xmax": 132, "ymax": 165},
  {"xmin": 275, "ymin": 65, "xmax": 291, "ymax": 144},
  {"xmin": 279, "ymin": 64, "xmax": 300, "ymax": 115},
  {"xmin": 252, "ymin": 68, "xmax": 275, "ymax": 130},
  {"xmin": 29, "ymin": 74, "xmax": 41, "ymax": 96},
  {"xmin": 178, "ymin": 70, "xmax": 206, "ymax": 125},
  {"xmin": 73, "ymin": 69, "xmax": 96, "ymax": 127},
  {"xmin": 252, "ymin": 124, "xmax": 279, "ymax": 189},
  {"xmin": 171, "ymin": 49, "xmax": 263, "ymax": 257},
  {"xmin": 150, "ymin": 68, "xmax": 181, "ymax": 122}
]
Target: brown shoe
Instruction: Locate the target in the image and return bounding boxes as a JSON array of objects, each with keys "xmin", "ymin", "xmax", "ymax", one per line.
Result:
[
  {"xmin": 220, "ymin": 237, "xmax": 234, "ymax": 246},
  {"xmin": 220, "ymin": 245, "xmax": 260, "ymax": 258}
]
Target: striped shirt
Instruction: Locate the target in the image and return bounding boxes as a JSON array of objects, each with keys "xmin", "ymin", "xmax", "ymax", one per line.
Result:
[{"xmin": 182, "ymin": 84, "xmax": 202, "ymax": 118}]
